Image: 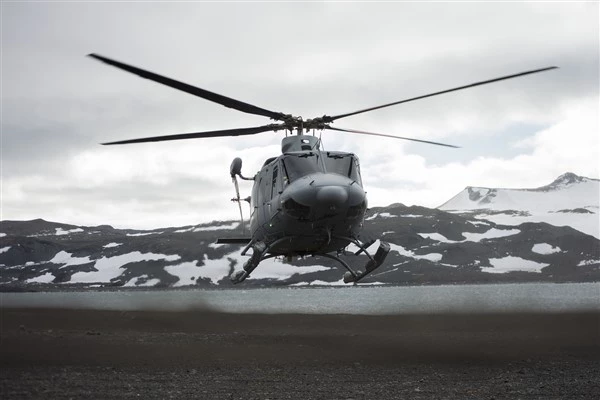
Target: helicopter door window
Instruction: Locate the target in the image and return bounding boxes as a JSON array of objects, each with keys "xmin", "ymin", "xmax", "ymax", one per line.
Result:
[{"xmin": 271, "ymin": 165, "xmax": 278, "ymax": 199}]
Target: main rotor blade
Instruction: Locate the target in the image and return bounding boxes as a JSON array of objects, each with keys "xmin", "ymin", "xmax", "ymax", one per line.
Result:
[
  {"xmin": 325, "ymin": 126, "xmax": 460, "ymax": 148},
  {"xmin": 89, "ymin": 54, "xmax": 285, "ymax": 120},
  {"xmin": 102, "ymin": 124, "xmax": 283, "ymax": 145},
  {"xmin": 327, "ymin": 66, "xmax": 558, "ymax": 121}
]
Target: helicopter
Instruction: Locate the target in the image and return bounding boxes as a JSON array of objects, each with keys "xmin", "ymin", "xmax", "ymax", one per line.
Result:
[{"xmin": 89, "ymin": 54, "xmax": 556, "ymax": 284}]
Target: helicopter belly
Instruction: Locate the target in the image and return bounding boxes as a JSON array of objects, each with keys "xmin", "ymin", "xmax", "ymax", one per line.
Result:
[{"xmin": 257, "ymin": 205, "xmax": 364, "ymax": 255}]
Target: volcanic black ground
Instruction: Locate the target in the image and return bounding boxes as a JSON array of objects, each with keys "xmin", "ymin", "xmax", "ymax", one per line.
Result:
[{"xmin": 1, "ymin": 308, "xmax": 598, "ymax": 399}]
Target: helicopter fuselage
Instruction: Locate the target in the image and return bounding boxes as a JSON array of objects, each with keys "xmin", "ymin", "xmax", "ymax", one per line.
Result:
[{"xmin": 247, "ymin": 136, "xmax": 367, "ymax": 256}]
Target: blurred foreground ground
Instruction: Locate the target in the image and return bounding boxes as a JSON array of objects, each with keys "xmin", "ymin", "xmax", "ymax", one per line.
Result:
[{"xmin": 1, "ymin": 308, "xmax": 599, "ymax": 399}]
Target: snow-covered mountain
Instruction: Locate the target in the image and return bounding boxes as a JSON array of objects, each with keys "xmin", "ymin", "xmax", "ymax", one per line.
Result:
[
  {"xmin": 1, "ymin": 199, "xmax": 598, "ymax": 289},
  {"xmin": 438, "ymin": 172, "xmax": 600, "ymax": 239}
]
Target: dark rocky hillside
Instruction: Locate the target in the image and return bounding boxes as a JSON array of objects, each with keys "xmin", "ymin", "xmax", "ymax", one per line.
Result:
[{"xmin": 1, "ymin": 204, "xmax": 598, "ymax": 290}]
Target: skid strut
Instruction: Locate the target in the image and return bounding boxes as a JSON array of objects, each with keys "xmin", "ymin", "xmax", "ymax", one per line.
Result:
[
  {"xmin": 343, "ymin": 241, "xmax": 390, "ymax": 283},
  {"xmin": 230, "ymin": 238, "xmax": 390, "ymax": 285},
  {"xmin": 230, "ymin": 236, "xmax": 293, "ymax": 284}
]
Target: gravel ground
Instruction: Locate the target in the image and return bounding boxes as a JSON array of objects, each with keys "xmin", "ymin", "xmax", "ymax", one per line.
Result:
[{"xmin": 1, "ymin": 308, "xmax": 599, "ymax": 399}]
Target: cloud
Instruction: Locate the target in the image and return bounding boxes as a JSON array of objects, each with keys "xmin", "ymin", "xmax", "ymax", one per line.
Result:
[
  {"xmin": 1, "ymin": 2, "xmax": 598, "ymax": 228},
  {"xmin": 364, "ymin": 96, "xmax": 599, "ymax": 209}
]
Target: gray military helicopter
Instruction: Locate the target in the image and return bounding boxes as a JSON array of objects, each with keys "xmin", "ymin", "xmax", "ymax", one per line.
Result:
[{"xmin": 89, "ymin": 54, "xmax": 556, "ymax": 284}]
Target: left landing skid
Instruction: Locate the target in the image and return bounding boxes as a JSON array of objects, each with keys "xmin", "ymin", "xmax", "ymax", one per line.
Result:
[{"xmin": 230, "ymin": 241, "xmax": 266, "ymax": 284}]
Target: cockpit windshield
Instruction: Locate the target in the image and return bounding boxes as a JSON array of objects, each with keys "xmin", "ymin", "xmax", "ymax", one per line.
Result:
[
  {"xmin": 324, "ymin": 152, "xmax": 362, "ymax": 184},
  {"xmin": 281, "ymin": 153, "xmax": 322, "ymax": 182}
]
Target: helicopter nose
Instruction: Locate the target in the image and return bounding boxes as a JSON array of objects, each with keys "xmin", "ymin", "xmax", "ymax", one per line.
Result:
[{"xmin": 316, "ymin": 186, "xmax": 349, "ymax": 208}]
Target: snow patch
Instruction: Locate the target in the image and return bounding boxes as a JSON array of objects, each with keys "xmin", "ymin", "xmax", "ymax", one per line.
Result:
[
  {"xmin": 290, "ymin": 279, "xmax": 346, "ymax": 286},
  {"xmin": 291, "ymin": 279, "xmax": 385, "ymax": 286},
  {"xmin": 248, "ymin": 260, "xmax": 331, "ymax": 281},
  {"xmin": 462, "ymin": 228, "xmax": 520, "ymax": 242},
  {"xmin": 0, "ymin": 246, "xmax": 10, "ymax": 254},
  {"xmin": 420, "ymin": 228, "xmax": 519, "ymax": 243},
  {"xmin": 49, "ymin": 251, "xmax": 92, "ymax": 267},
  {"xmin": 469, "ymin": 221, "xmax": 490, "ymax": 226},
  {"xmin": 103, "ymin": 242, "xmax": 122, "ymax": 248},
  {"xmin": 126, "ymin": 232, "xmax": 162, "ymax": 237},
  {"xmin": 482, "ymin": 256, "xmax": 548, "ymax": 274},
  {"xmin": 70, "ymin": 252, "xmax": 181, "ymax": 283},
  {"xmin": 365, "ymin": 212, "xmax": 397, "ymax": 221},
  {"xmin": 577, "ymin": 259, "xmax": 600, "ymax": 266},
  {"xmin": 193, "ymin": 222, "xmax": 239, "ymax": 232},
  {"xmin": 124, "ymin": 275, "xmax": 160, "ymax": 287},
  {"xmin": 388, "ymin": 243, "xmax": 443, "ymax": 262},
  {"xmin": 0, "ymin": 233, "xmax": 6, "ymax": 237},
  {"xmin": 55, "ymin": 227, "xmax": 84, "ymax": 236},
  {"xmin": 26, "ymin": 272, "xmax": 55, "ymax": 283},
  {"xmin": 532, "ymin": 243, "xmax": 562, "ymax": 255},
  {"xmin": 165, "ymin": 260, "xmax": 207, "ymax": 286},
  {"xmin": 138, "ymin": 278, "xmax": 160, "ymax": 287},
  {"xmin": 164, "ymin": 251, "xmax": 330, "ymax": 286},
  {"xmin": 419, "ymin": 233, "xmax": 460, "ymax": 243},
  {"xmin": 476, "ymin": 212, "xmax": 599, "ymax": 239}
]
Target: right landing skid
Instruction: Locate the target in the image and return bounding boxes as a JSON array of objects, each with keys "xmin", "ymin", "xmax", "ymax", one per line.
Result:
[{"xmin": 328, "ymin": 240, "xmax": 390, "ymax": 283}]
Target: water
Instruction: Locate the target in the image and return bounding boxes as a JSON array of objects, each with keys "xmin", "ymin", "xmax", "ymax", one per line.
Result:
[{"xmin": 1, "ymin": 283, "xmax": 598, "ymax": 314}]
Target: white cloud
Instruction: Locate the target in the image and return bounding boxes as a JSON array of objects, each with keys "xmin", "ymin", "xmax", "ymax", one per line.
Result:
[
  {"xmin": 365, "ymin": 96, "xmax": 599, "ymax": 209},
  {"xmin": 1, "ymin": 2, "xmax": 597, "ymax": 228}
]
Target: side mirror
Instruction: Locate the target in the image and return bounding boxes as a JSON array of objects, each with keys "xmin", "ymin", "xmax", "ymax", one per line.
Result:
[{"xmin": 230, "ymin": 157, "xmax": 242, "ymax": 178}]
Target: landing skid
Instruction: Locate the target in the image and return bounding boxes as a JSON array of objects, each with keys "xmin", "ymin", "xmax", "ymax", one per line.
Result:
[
  {"xmin": 341, "ymin": 241, "xmax": 390, "ymax": 283},
  {"xmin": 229, "ymin": 238, "xmax": 390, "ymax": 285},
  {"xmin": 230, "ymin": 241, "xmax": 267, "ymax": 284},
  {"xmin": 230, "ymin": 236, "xmax": 292, "ymax": 284}
]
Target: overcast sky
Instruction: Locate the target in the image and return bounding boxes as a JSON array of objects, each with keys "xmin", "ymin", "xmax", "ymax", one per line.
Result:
[{"xmin": 2, "ymin": 2, "xmax": 598, "ymax": 229}]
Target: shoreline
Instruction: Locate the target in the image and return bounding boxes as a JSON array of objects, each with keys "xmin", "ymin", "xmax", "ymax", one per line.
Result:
[{"xmin": 2, "ymin": 279, "xmax": 599, "ymax": 293}]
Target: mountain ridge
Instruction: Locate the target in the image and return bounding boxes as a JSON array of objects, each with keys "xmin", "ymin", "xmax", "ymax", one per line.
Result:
[
  {"xmin": 440, "ymin": 172, "xmax": 598, "ymax": 199},
  {"xmin": 437, "ymin": 172, "xmax": 599, "ymax": 239},
  {"xmin": 1, "ymin": 173, "xmax": 598, "ymax": 289},
  {"xmin": 1, "ymin": 205, "xmax": 598, "ymax": 290}
]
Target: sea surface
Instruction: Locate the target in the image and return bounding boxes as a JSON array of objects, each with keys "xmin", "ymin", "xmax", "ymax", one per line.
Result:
[{"xmin": 1, "ymin": 283, "xmax": 599, "ymax": 314}]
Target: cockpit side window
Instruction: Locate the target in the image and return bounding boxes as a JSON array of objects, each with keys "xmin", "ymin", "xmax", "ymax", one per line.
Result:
[{"xmin": 352, "ymin": 156, "xmax": 362, "ymax": 185}]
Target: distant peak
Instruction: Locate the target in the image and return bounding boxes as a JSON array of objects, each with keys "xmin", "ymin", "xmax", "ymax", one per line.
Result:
[{"xmin": 548, "ymin": 172, "xmax": 587, "ymax": 187}]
